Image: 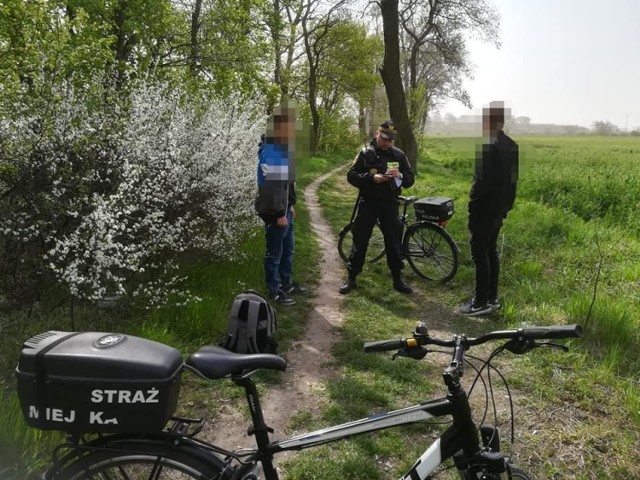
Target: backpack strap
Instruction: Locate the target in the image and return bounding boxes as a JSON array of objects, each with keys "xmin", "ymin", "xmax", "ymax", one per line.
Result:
[
  {"xmin": 226, "ymin": 298, "xmax": 245, "ymax": 352},
  {"xmin": 265, "ymin": 303, "xmax": 276, "ymax": 338},
  {"xmin": 245, "ymin": 299, "xmax": 261, "ymax": 353}
]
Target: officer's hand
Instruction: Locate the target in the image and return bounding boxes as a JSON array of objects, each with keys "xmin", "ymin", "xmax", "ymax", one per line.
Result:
[
  {"xmin": 276, "ymin": 215, "xmax": 289, "ymax": 228},
  {"xmin": 373, "ymin": 173, "xmax": 389, "ymax": 184}
]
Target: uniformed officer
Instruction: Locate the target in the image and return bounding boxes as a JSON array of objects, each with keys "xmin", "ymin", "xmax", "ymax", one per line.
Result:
[{"xmin": 339, "ymin": 120, "xmax": 415, "ymax": 294}]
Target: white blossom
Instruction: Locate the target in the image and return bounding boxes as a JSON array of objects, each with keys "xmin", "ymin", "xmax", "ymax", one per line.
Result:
[{"xmin": 1, "ymin": 77, "xmax": 265, "ymax": 306}]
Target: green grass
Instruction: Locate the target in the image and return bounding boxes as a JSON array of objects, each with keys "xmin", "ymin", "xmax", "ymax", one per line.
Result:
[{"xmin": 297, "ymin": 135, "xmax": 640, "ymax": 479}]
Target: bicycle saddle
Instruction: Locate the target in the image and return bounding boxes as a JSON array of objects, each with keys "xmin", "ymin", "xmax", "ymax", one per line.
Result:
[
  {"xmin": 186, "ymin": 346, "xmax": 287, "ymax": 379},
  {"xmin": 397, "ymin": 195, "xmax": 416, "ymax": 204}
]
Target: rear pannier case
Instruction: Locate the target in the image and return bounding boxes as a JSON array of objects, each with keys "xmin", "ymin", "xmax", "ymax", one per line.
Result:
[
  {"xmin": 413, "ymin": 196, "xmax": 455, "ymax": 223},
  {"xmin": 16, "ymin": 331, "xmax": 183, "ymax": 433}
]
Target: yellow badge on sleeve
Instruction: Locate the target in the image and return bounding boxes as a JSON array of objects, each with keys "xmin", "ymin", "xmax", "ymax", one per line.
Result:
[{"xmin": 369, "ymin": 168, "xmax": 378, "ymax": 175}]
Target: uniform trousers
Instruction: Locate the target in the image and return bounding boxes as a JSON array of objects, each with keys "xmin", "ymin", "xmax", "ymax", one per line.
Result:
[{"xmin": 347, "ymin": 199, "xmax": 403, "ymax": 277}]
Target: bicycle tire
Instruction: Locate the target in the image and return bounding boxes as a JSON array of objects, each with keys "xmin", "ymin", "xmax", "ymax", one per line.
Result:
[
  {"xmin": 507, "ymin": 465, "xmax": 532, "ymax": 479},
  {"xmin": 403, "ymin": 222, "xmax": 458, "ymax": 282},
  {"xmin": 456, "ymin": 465, "xmax": 531, "ymax": 480},
  {"xmin": 51, "ymin": 437, "xmax": 231, "ymax": 480},
  {"xmin": 337, "ymin": 223, "xmax": 386, "ymax": 264}
]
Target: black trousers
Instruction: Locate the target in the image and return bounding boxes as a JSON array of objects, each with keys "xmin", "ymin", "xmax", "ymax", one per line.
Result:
[
  {"xmin": 469, "ymin": 215, "xmax": 504, "ymax": 304},
  {"xmin": 347, "ymin": 199, "xmax": 403, "ymax": 277}
]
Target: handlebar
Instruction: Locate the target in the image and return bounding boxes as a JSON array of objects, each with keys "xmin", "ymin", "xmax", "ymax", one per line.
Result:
[{"xmin": 363, "ymin": 323, "xmax": 582, "ymax": 353}]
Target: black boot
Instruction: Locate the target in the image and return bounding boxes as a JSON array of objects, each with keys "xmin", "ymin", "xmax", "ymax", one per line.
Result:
[
  {"xmin": 339, "ymin": 276, "xmax": 357, "ymax": 295},
  {"xmin": 393, "ymin": 275, "xmax": 413, "ymax": 294}
]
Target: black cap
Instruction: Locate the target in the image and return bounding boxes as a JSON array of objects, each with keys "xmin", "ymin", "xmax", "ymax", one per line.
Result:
[{"xmin": 378, "ymin": 120, "xmax": 397, "ymax": 140}]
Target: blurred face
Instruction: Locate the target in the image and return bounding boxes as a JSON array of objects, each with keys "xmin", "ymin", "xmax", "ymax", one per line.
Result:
[
  {"xmin": 482, "ymin": 104, "xmax": 506, "ymax": 136},
  {"xmin": 274, "ymin": 117, "xmax": 295, "ymax": 144},
  {"xmin": 376, "ymin": 131, "xmax": 394, "ymax": 150}
]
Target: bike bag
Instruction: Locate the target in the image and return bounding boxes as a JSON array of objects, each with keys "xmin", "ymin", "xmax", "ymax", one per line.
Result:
[
  {"xmin": 15, "ymin": 331, "xmax": 183, "ymax": 433},
  {"xmin": 414, "ymin": 196, "xmax": 454, "ymax": 222}
]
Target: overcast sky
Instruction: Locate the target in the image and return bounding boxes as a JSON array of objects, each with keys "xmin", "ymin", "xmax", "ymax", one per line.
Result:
[{"xmin": 440, "ymin": 0, "xmax": 640, "ymax": 129}]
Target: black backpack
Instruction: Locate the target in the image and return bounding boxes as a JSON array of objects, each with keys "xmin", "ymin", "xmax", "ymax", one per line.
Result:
[{"xmin": 220, "ymin": 290, "xmax": 278, "ymax": 354}]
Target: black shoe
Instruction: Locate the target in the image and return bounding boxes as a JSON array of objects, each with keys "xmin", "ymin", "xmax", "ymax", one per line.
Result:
[
  {"xmin": 457, "ymin": 298, "xmax": 492, "ymax": 317},
  {"xmin": 270, "ymin": 289, "xmax": 296, "ymax": 306},
  {"xmin": 282, "ymin": 282, "xmax": 308, "ymax": 295},
  {"xmin": 488, "ymin": 298, "xmax": 501, "ymax": 311},
  {"xmin": 393, "ymin": 278, "xmax": 413, "ymax": 294},
  {"xmin": 339, "ymin": 277, "xmax": 357, "ymax": 295}
]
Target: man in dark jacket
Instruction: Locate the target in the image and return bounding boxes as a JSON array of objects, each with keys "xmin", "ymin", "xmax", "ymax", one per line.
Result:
[
  {"xmin": 458, "ymin": 102, "xmax": 518, "ymax": 316},
  {"xmin": 255, "ymin": 104, "xmax": 307, "ymax": 305},
  {"xmin": 340, "ymin": 120, "xmax": 415, "ymax": 294}
]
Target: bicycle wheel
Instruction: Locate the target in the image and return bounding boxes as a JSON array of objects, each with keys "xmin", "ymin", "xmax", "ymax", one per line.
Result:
[
  {"xmin": 337, "ymin": 223, "xmax": 386, "ymax": 264},
  {"xmin": 52, "ymin": 438, "xmax": 231, "ymax": 480},
  {"xmin": 403, "ymin": 222, "xmax": 458, "ymax": 282}
]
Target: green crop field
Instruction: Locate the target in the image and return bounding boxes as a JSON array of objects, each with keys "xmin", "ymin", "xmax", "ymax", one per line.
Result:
[
  {"xmin": 420, "ymin": 135, "xmax": 640, "ymax": 368},
  {"xmin": 314, "ymin": 134, "xmax": 640, "ymax": 479}
]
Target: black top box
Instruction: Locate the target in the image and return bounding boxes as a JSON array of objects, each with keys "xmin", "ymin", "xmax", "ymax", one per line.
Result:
[
  {"xmin": 16, "ymin": 331, "xmax": 183, "ymax": 433},
  {"xmin": 414, "ymin": 196, "xmax": 454, "ymax": 223}
]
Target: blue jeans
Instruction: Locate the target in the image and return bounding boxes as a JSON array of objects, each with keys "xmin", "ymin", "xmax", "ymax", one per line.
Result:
[{"xmin": 264, "ymin": 209, "xmax": 294, "ymax": 295}]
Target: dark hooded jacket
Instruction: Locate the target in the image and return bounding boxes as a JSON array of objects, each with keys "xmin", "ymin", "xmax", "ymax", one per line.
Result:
[
  {"xmin": 347, "ymin": 140, "xmax": 415, "ymax": 201},
  {"xmin": 468, "ymin": 131, "xmax": 519, "ymax": 217}
]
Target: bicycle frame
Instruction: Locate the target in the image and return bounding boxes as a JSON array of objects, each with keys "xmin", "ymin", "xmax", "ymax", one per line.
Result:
[{"xmin": 233, "ymin": 350, "xmax": 501, "ymax": 480}]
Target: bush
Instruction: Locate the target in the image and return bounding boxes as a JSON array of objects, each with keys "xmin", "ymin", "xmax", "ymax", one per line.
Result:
[{"xmin": 0, "ymin": 77, "xmax": 265, "ymax": 307}]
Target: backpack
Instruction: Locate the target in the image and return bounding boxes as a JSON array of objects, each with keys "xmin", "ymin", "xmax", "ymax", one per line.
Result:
[{"xmin": 220, "ymin": 290, "xmax": 278, "ymax": 354}]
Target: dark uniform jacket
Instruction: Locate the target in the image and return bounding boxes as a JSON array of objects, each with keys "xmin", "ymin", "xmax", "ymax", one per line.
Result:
[
  {"xmin": 347, "ymin": 141, "xmax": 415, "ymax": 201},
  {"xmin": 469, "ymin": 131, "xmax": 518, "ymax": 218}
]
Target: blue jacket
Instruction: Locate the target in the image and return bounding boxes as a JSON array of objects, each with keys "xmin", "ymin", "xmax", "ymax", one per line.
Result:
[{"xmin": 255, "ymin": 142, "xmax": 294, "ymax": 224}]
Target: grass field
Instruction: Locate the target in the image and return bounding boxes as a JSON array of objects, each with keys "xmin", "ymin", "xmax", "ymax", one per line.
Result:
[
  {"xmin": 305, "ymin": 134, "xmax": 640, "ymax": 479},
  {"xmin": 1, "ymin": 135, "xmax": 639, "ymax": 479}
]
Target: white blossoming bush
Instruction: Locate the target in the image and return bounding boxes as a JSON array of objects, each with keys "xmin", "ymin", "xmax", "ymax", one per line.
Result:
[{"xmin": 0, "ymin": 79, "xmax": 265, "ymax": 306}]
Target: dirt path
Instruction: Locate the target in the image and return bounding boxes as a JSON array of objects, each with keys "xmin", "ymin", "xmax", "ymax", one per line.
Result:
[{"xmin": 200, "ymin": 167, "xmax": 346, "ymax": 455}]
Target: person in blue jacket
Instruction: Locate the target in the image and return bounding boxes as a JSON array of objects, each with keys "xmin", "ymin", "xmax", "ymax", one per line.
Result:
[{"xmin": 255, "ymin": 104, "xmax": 307, "ymax": 305}]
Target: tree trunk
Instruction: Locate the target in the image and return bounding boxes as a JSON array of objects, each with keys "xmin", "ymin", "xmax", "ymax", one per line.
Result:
[
  {"xmin": 379, "ymin": 0, "xmax": 418, "ymax": 172},
  {"xmin": 358, "ymin": 101, "xmax": 367, "ymax": 145},
  {"xmin": 189, "ymin": 0, "xmax": 203, "ymax": 75},
  {"xmin": 303, "ymin": 32, "xmax": 319, "ymax": 154},
  {"xmin": 266, "ymin": 0, "xmax": 283, "ymax": 112}
]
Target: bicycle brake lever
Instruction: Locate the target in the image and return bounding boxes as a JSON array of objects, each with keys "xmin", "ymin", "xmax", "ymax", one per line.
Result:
[
  {"xmin": 393, "ymin": 346, "xmax": 428, "ymax": 360},
  {"xmin": 537, "ymin": 342, "xmax": 569, "ymax": 352},
  {"xmin": 504, "ymin": 338, "xmax": 536, "ymax": 355}
]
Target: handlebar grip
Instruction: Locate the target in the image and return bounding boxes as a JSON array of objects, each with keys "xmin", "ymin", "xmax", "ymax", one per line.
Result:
[
  {"xmin": 364, "ymin": 338, "xmax": 416, "ymax": 352},
  {"xmin": 522, "ymin": 324, "xmax": 583, "ymax": 339}
]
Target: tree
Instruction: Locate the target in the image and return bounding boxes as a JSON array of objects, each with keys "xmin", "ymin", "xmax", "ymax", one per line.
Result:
[
  {"xmin": 300, "ymin": 16, "xmax": 382, "ymax": 152},
  {"xmin": 379, "ymin": 0, "xmax": 418, "ymax": 170},
  {"xmin": 398, "ymin": 0, "xmax": 499, "ymax": 133},
  {"xmin": 591, "ymin": 120, "xmax": 618, "ymax": 136}
]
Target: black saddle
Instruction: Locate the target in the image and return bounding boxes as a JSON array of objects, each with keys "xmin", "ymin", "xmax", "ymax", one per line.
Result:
[{"xmin": 186, "ymin": 346, "xmax": 287, "ymax": 379}]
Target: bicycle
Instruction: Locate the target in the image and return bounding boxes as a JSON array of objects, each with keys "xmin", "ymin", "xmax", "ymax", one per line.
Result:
[
  {"xmin": 337, "ymin": 194, "xmax": 460, "ymax": 282},
  {"xmin": 20, "ymin": 323, "xmax": 583, "ymax": 479}
]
